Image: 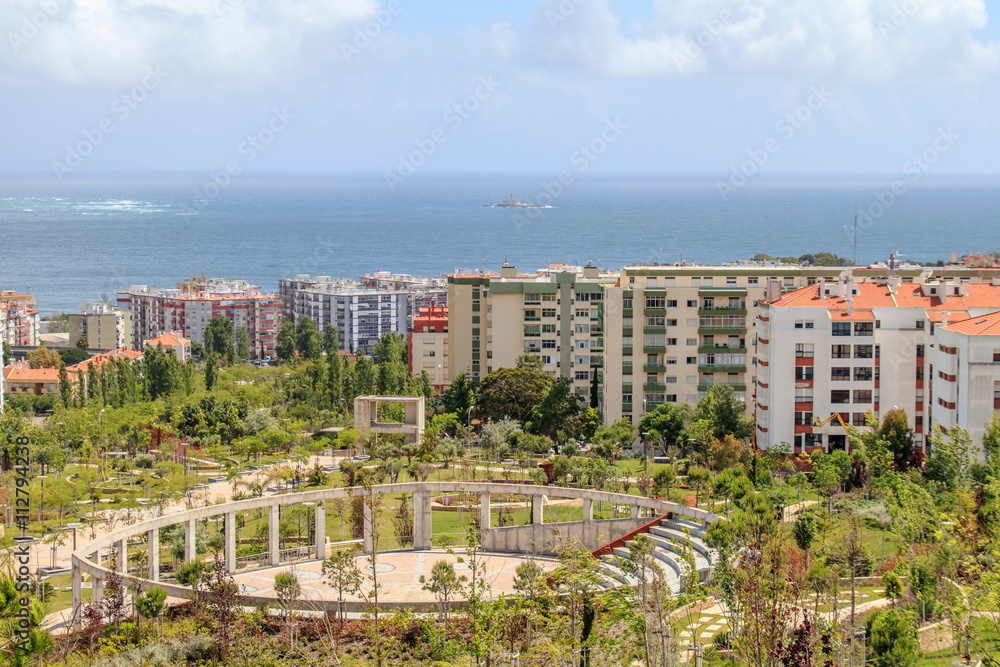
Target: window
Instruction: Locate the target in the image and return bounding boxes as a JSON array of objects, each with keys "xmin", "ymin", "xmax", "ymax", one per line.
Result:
[
  {"xmin": 575, "ymin": 371, "xmax": 590, "ymax": 380},
  {"xmin": 916, "ymin": 366, "xmax": 924, "ymax": 380},
  {"xmin": 726, "ymin": 276, "xmax": 737, "ymax": 286},
  {"xmin": 665, "ymin": 395, "xmax": 678, "ymax": 402},
  {"xmin": 542, "ymin": 308, "xmax": 557, "ymax": 318},
  {"xmin": 666, "ymin": 357, "xmax": 678, "ymax": 364},
  {"xmin": 422, "ymin": 350, "xmax": 436, "ymax": 357},
  {"xmin": 804, "ymin": 433, "xmax": 823, "ymax": 447},
  {"xmin": 831, "ymin": 367, "xmax": 850, "ymax": 381},
  {"xmin": 542, "ymin": 340, "xmax": 556, "ymax": 349},
  {"xmin": 524, "ymin": 309, "xmax": 539, "ymax": 321},
  {"xmin": 645, "ymin": 296, "xmax": 665, "ymax": 308},
  {"xmin": 854, "ymin": 322, "xmax": 874, "ymax": 336},
  {"xmin": 667, "ymin": 300, "xmax": 677, "ymax": 307},
  {"xmin": 854, "ymin": 367, "xmax": 873, "ymax": 381},
  {"xmin": 806, "ymin": 321, "xmax": 814, "ymax": 329},
  {"xmin": 852, "ymin": 413, "xmax": 867, "ymax": 426},
  {"xmin": 831, "ymin": 390, "xmax": 851, "ymax": 404},
  {"xmin": 575, "ymin": 309, "xmax": 589, "ymax": 318},
  {"xmin": 794, "ymin": 411, "xmax": 813, "ymax": 426},
  {"xmin": 854, "ymin": 345, "xmax": 873, "ymax": 358},
  {"xmin": 524, "ymin": 294, "xmax": 541, "ymax": 304},
  {"xmin": 748, "ymin": 277, "xmax": 759, "ymax": 286},
  {"xmin": 644, "ymin": 334, "xmax": 665, "ymax": 347},
  {"xmin": 831, "ymin": 344, "xmax": 851, "ymax": 359},
  {"xmin": 795, "ymin": 367, "xmax": 814, "ymax": 381},
  {"xmin": 666, "ymin": 319, "xmax": 678, "ymax": 326},
  {"xmin": 832, "ymin": 322, "xmax": 851, "ymax": 336},
  {"xmin": 666, "ymin": 376, "xmax": 678, "ymax": 383},
  {"xmin": 666, "ymin": 338, "xmax": 677, "ymax": 345},
  {"xmin": 795, "ymin": 388, "xmax": 813, "ymax": 402},
  {"xmin": 524, "ymin": 325, "xmax": 540, "ymax": 337},
  {"xmin": 622, "ymin": 297, "xmax": 632, "ymax": 309},
  {"xmin": 686, "ymin": 300, "xmax": 697, "ymax": 307},
  {"xmin": 853, "ymin": 390, "xmax": 872, "ymax": 403},
  {"xmin": 646, "ymin": 316, "xmax": 666, "ymax": 326},
  {"xmin": 539, "ymin": 355, "xmax": 555, "ymax": 365},
  {"xmin": 686, "ymin": 357, "xmax": 697, "ymax": 364},
  {"xmin": 542, "ymin": 324, "xmax": 556, "ymax": 333},
  {"xmin": 916, "ymin": 320, "xmax": 925, "ymax": 329},
  {"xmin": 795, "ymin": 343, "xmax": 814, "ymax": 358},
  {"xmin": 686, "ymin": 338, "xmax": 697, "ymax": 346}
]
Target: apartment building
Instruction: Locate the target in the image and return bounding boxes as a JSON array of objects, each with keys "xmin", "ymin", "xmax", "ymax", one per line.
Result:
[
  {"xmin": 68, "ymin": 302, "xmax": 132, "ymax": 351},
  {"xmin": 0, "ymin": 291, "xmax": 39, "ymax": 348},
  {"xmin": 279, "ymin": 274, "xmax": 448, "ymax": 354},
  {"xmin": 447, "ymin": 263, "xmax": 614, "ymax": 400},
  {"xmin": 408, "ymin": 303, "xmax": 449, "ymax": 391},
  {"xmin": 117, "ymin": 279, "xmax": 279, "ymax": 358},
  {"xmin": 754, "ymin": 273, "xmax": 1000, "ymax": 453}
]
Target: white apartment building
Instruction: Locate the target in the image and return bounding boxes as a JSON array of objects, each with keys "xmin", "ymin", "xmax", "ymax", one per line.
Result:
[
  {"xmin": 755, "ymin": 273, "xmax": 1000, "ymax": 453},
  {"xmin": 280, "ymin": 274, "xmax": 448, "ymax": 354},
  {"xmin": 0, "ymin": 291, "xmax": 39, "ymax": 348}
]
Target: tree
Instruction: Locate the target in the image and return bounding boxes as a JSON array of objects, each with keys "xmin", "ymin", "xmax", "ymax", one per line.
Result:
[
  {"xmin": 798, "ymin": 252, "xmax": 851, "ymax": 267},
  {"xmin": 135, "ymin": 585, "xmax": 167, "ymax": 626},
  {"xmin": 879, "ymin": 408, "xmax": 914, "ymax": 471},
  {"xmin": 528, "ymin": 377, "xmax": 580, "ymax": 438},
  {"xmin": 592, "ymin": 417, "xmax": 635, "ymax": 463},
  {"xmin": 926, "ymin": 425, "xmax": 973, "ymax": 491},
  {"xmin": 792, "ymin": 512, "xmax": 817, "ymax": 566},
  {"xmin": 696, "ymin": 384, "xmax": 753, "ymax": 441},
  {"xmin": 322, "ymin": 545, "xmax": 362, "ymax": 641},
  {"xmin": 295, "ymin": 317, "xmax": 322, "ymax": 361},
  {"xmin": 420, "ymin": 559, "xmax": 466, "ymax": 619},
  {"xmin": 276, "ymin": 318, "xmax": 297, "ymax": 363},
  {"xmin": 2, "ymin": 341, "xmax": 11, "ymax": 365},
  {"xmin": 75, "ymin": 334, "xmax": 89, "ymax": 349},
  {"xmin": 322, "ymin": 324, "xmax": 340, "ymax": 356},
  {"xmin": 203, "ymin": 316, "xmax": 235, "ymax": 364},
  {"xmin": 637, "ymin": 403, "xmax": 686, "ymax": 455},
  {"xmin": 58, "ymin": 360, "xmax": 72, "ymax": 408},
  {"xmin": 442, "ymin": 371, "xmax": 476, "ymax": 417},
  {"xmin": 866, "ymin": 609, "xmax": 918, "ymax": 667},
  {"xmin": 26, "ymin": 346, "xmax": 61, "ymax": 369},
  {"xmin": 58, "ymin": 346, "xmax": 90, "ymax": 366},
  {"xmin": 204, "ymin": 353, "xmax": 218, "ymax": 391},
  {"xmin": 478, "ymin": 357, "xmax": 554, "ymax": 423},
  {"xmin": 234, "ymin": 326, "xmax": 250, "ymax": 361},
  {"xmin": 352, "ymin": 355, "xmax": 376, "ymax": 396}
]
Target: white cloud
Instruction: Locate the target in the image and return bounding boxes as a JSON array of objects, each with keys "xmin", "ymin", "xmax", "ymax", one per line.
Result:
[
  {"xmin": 0, "ymin": 0, "xmax": 379, "ymax": 87},
  {"xmin": 524, "ymin": 0, "xmax": 1000, "ymax": 81}
]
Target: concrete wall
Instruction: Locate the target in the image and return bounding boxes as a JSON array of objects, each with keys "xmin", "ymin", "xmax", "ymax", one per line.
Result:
[{"xmin": 483, "ymin": 517, "xmax": 650, "ymax": 554}]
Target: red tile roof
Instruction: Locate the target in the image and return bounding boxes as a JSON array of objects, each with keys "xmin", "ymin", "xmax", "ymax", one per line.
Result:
[
  {"xmin": 147, "ymin": 331, "xmax": 190, "ymax": 347},
  {"xmin": 945, "ymin": 311, "xmax": 1000, "ymax": 336},
  {"xmin": 770, "ymin": 281, "xmax": 1000, "ymax": 315},
  {"xmin": 3, "ymin": 364, "xmax": 65, "ymax": 382},
  {"xmin": 69, "ymin": 348, "xmax": 144, "ymax": 372}
]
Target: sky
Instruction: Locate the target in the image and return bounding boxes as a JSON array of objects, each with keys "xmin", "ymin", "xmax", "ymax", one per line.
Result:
[{"xmin": 1, "ymin": 0, "xmax": 999, "ymax": 176}]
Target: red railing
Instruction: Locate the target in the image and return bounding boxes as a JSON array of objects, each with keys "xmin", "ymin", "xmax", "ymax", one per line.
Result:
[{"xmin": 591, "ymin": 513, "xmax": 672, "ymax": 558}]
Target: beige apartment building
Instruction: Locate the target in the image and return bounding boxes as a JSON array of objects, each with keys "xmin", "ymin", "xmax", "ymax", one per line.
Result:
[
  {"xmin": 447, "ymin": 263, "xmax": 615, "ymax": 401},
  {"xmin": 69, "ymin": 302, "xmax": 132, "ymax": 351}
]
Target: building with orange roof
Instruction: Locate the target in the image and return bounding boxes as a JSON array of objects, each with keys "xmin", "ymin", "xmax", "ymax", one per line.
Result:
[
  {"xmin": 0, "ymin": 290, "xmax": 39, "ymax": 348},
  {"xmin": 117, "ymin": 279, "xmax": 279, "ymax": 359},
  {"xmin": 408, "ymin": 302, "xmax": 449, "ymax": 391},
  {"xmin": 754, "ymin": 270, "xmax": 1000, "ymax": 454},
  {"xmin": 146, "ymin": 331, "xmax": 191, "ymax": 362},
  {"xmin": 2, "ymin": 362, "xmax": 77, "ymax": 396},
  {"xmin": 67, "ymin": 348, "xmax": 145, "ymax": 374}
]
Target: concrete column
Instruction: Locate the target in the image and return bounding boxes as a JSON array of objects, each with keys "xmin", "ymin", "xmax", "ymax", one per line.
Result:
[
  {"xmin": 117, "ymin": 539, "xmax": 128, "ymax": 573},
  {"xmin": 532, "ymin": 494, "xmax": 544, "ymax": 525},
  {"xmin": 71, "ymin": 564, "xmax": 82, "ymax": 625},
  {"xmin": 92, "ymin": 559, "xmax": 104, "ymax": 609},
  {"xmin": 148, "ymin": 529, "xmax": 159, "ymax": 581},
  {"xmin": 412, "ymin": 490, "xmax": 431, "ymax": 550},
  {"xmin": 363, "ymin": 499, "xmax": 374, "ymax": 554},
  {"xmin": 583, "ymin": 498, "xmax": 593, "ymax": 522},
  {"xmin": 269, "ymin": 504, "xmax": 281, "ymax": 566},
  {"xmin": 224, "ymin": 511, "xmax": 237, "ymax": 574},
  {"xmin": 184, "ymin": 519, "xmax": 196, "ymax": 562},
  {"xmin": 480, "ymin": 492, "xmax": 491, "ymax": 531},
  {"xmin": 314, "ymin": 505, "xmax": 326, "ymax": 560},
  {"xmin": 631, "ymin": 504, "xmax": 640, "ymax": 519}
]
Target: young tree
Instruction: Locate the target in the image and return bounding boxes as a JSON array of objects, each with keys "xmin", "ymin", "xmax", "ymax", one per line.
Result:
[
  {"xmin": 878, "ymin": 408, "xmax": 915, "ymax": 471},
  {"xmin": 204, "ymin": 353, "xmax": 218, "ymax": 391},
  {"xmin": 637, "ymin": 403, "xmax": 687, "ymax": 456},
  {"xmin": 234, "ymin": 326, "xmax": 250, "ymax": 361},
  {"xmin": 792, "ymin": 512, "xmax": 817, "ymax": 566},
  {"xmin": 295, "ymin": 317, "xmax": 322, "ymax": 361},
  {"xmin": 276, "ymin": 318, "xmax": 297, "ymax": 363},
  {"xmin": 442, "ymin": 371, "xmax": 476, "ymax": 417},
  {"xmin": 695, "ymin": 384, "xmax": 753, "ymax": 441},
  {"xmin": 866, "ymin": 609, "xmax": 918, "ymax": 667},
  {"xmin": 322, "ymin": 545, "xmax": 363, "ymax": 638},
  {"xmin": 420, "ymin": 560, "xmax": 466, "ymax": 619},
  {"xmin": 528, "ymin": 376, "xmax": 580, "ymax": 439},
  {"xmin": 203, "ymin": 316, "xmax": 236, "ymax": 365}
]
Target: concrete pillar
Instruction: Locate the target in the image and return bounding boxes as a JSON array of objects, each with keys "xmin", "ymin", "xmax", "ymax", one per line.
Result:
[
  {"xmin": 363, "ymin": 499, "xmax": 374, "ymax": 554},
  {"xmin": 583, "ymin": 498, "xmax": 593, "ymax": 522},
  {"xmin": 631, "ymin": 504, "xmax": 640, "ymax": 519},
  {"xmin": 412, "ymin": 490, "xmax": 431, "ymax": 550},
  {"xmin": 269, "ymin": 504, "xmax": 281, "ymax": 566},
  {"xmin": 148, "ymin": 529, "xmax": 159, "ymax": 581},
  {"xmin": 184, "ymin": 519, "xmax": 196, "ymax": 562},
  {"xmin": 71, "ymin": 564, "xmax": 82, "ymax": 625},
  {"xmin": 532, "ymin": 494, "xmax": 544, "ymax": 525},
  {"xmin": 314, "ymin": 505, "xmax": 326, "ymax": 560},
  {"xmin": 480, "ymin": 492, "xmax": 491, "ymax": 531},
  {"xmin": 224, "ymin": 511, "xmax": 237, "ymax": 574},
  {"xmin": 91, "ymin": 553, "xmax": 104, "ymax": 608},
  {"xmin": 117, "ymin": 539, "xmax": 128, "ymax": 573}
]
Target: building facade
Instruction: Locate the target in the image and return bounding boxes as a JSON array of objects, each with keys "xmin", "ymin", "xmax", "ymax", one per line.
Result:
[
  {"xmin": 408, "ymin": 303, "xmax": 449, "ymax": 391},
  {"xmin": 69, "ymin": 302, "xmax": 132, "ymax": 351},
  {"xmin": 754, "ymin": 273, "xmax": 1000, "ymax": 453},
  {"xmin": 448, "ymin": 263, "xmax": 613, "ymax": 400},
  {"xmin": 0, "ymin": 291, "xmax": 39, "ymax": 348},
  {"xmin": 279, "ymin": 274, "xmax": 448, "ymax": 354},
  {"xmin": 117, "ymin": 279, "xmax": 279, "ymax": 358}
]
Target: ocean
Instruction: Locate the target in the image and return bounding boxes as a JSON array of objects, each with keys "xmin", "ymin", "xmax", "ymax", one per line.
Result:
[{"xmin": 1, "ymin": 172, "xmax": 998, "ymax": 315}]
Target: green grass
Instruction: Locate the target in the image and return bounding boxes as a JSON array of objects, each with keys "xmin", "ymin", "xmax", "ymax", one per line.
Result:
[{"xmin": 918, "ymin": 616, "xmax": 1000, "ymax": 667}]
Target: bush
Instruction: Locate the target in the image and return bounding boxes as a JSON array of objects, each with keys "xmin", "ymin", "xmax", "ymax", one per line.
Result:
[{"xmin": 866, "ymin": 609, "xmax": 918, "ymax": 667}]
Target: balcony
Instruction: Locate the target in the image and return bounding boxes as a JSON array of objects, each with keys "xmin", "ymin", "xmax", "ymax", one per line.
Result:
[
  {"xmin": 643, "ymin": 363, "xmax": 667, "ymax": 373},
  {"xmin": 643, "ymin": 307, "xmax": 666, "ymax": 315},
  {"xmin": 622, "ymin": 308, "xmax": 633, "ymax": 318},
  {"xmin": 643, "ymin": 382, "xmax": 666, "ymax": 392},
  {"xmin": 622, "ymin": 327, "xmax": 634, "ymax": 337},
  {"xmin": 698, "ymin": 383, "xmax": 746, "ymax": 392},
  {"xmin": 698, "ymin": 364, "xmax": 746, "ymax": 373},
  {"xmin": 698, "ymin": 325, "xmax": 747, "ymax": 335},
  {"xmin": 699, "ymin": 304, "xmax": 747, "ymax": 317},
  {"xmin": 644, "ymin": 325, "xmax": 666, "ymax": 334},
  {"xmin": 644, "ymin": 345, "xmax": 666, "ymax": 353},
  {"xmin": 698, "ymin": 345, "xmax": 746, "ymax": 354}
]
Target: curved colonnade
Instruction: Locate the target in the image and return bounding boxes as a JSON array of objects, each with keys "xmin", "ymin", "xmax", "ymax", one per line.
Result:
[{"xmin": 71, "ymin": 482, "xmax": 721, "ymax": 620}]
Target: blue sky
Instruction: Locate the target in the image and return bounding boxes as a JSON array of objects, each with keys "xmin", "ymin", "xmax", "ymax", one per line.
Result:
[{"xmin": 1, "ymin": 0, "xmax": 999, "ymax": 177}]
